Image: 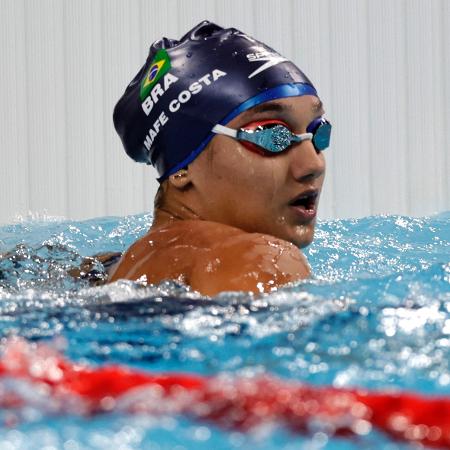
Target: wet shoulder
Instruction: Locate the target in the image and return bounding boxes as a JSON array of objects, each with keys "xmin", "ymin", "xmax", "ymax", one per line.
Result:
[
  {"xmin": 109, "ymin": 219, "xmax": 310, "ymax": 294},
  {"xmin": 189, "ymin": 229, "xmax": 310, "ymax": 296},
  {"xmin": 129, "ymin": 219, "xmax": 304, "ymax": 264},
  {"xmin": 207, "ymin": 231, "xmax": 308, "ymax": 272},
  {"xmin": 108, "ymin": 220, "xmax": 245, "ymax": 283}
]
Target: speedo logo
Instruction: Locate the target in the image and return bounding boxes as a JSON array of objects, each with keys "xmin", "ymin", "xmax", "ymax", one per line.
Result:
[
  {"xmin": 140, "ymin": 49, "xmax": 171, "ymax": 101},
  {"xmin": 246, "ymin": 46, "xmax": 288, "ymax": 79}
]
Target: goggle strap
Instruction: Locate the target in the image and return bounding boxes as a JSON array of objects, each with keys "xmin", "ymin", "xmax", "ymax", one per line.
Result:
[
  {"xmin": 292, "ymin": 132, "xmax": 313, "ymax": 143},
  {"xmin": 212, "ymin": 124, "xmax": 238, "ymax": 139}
]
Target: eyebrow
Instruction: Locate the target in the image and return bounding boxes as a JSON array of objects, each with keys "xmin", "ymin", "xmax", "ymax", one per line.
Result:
[{"xmin": 251, "ymin": 102, "xmax": 292, "ymax": 114}]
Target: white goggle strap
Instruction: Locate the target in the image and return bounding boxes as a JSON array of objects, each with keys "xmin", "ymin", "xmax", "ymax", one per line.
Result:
[
  {"xmin": 211, "ymin": 124, "xmax": 238, "ymax": 138},
  {"xmin": 293, "ymin": 132, "xmax": 314, "ymax": 142}
]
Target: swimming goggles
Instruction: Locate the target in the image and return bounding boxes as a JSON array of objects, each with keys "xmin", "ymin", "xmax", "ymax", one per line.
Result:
[{"xmin": 212, "ymin": 117, "xmax": 331, "ymax": 153}]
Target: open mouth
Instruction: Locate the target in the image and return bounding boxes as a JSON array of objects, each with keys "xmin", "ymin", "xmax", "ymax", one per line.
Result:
[{"xmin": 289, "ymin": 191, "xmax": 318, "ymax": 211}]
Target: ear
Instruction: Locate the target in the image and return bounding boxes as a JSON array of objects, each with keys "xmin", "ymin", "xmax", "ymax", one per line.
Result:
[{"xmin": 167, "ymin": 168, "xmax": 192, "ymax": 190}]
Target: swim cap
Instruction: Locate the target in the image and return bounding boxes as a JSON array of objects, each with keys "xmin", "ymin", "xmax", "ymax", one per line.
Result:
[{"xmin": 113, "ymin": 20, "xmax": 318, "ymax": 180}]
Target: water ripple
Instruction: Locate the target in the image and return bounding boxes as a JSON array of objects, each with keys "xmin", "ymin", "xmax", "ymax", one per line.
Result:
[{"xmin": 0, "ymin": 212, "xmax": 449, "ymax": 449}]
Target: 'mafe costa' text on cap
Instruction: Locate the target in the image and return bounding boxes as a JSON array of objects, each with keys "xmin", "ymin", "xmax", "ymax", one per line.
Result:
[{"xmin": 142, "ymin": 69, "xmax": 227, "ymax": 152}]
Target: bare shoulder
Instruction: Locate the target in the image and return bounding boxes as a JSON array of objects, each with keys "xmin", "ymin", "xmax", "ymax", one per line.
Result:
[
  {"xmin": 190, "ymin": 231, "xmax": 310, "ymax": 296},
  {"xmin": 109, "ymin": 219, "xmax": 246, "ymax": 283},
  {"xmin": 109, "ymin": 219, "xmax": 311, "ymax": 295}
]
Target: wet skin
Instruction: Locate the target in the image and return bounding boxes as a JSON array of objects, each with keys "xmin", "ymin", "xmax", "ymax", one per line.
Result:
[{"xmin": 109, "ymin": 95, "xmax": 326, "ymax": 296}]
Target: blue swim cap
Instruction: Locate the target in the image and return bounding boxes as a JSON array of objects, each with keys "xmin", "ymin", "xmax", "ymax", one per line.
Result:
[{"xmin": 113, "ymin": 21, "xmax": 318, "ymax": 181}]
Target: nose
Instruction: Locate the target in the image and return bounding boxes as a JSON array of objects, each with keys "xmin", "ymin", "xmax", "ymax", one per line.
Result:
[{"xmin": 289, "ymin": 139, "xmax": 326, "ymax": 182}]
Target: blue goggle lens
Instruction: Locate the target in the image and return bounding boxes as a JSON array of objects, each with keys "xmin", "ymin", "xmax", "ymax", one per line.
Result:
[
  {"xmin": 240, "ymin": 118, "xmax": 331, "ymax": 153},
  {"xmin": 306, "ymin": 117, "xmax": 332, "ymax": 151}
]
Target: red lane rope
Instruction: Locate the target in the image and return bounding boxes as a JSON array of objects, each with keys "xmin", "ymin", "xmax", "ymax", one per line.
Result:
[{"xmin": 0, "ymin": 338, "xmax": 449, "ymax": 448}]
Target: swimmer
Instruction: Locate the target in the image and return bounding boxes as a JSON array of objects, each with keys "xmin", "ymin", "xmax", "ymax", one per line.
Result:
[{"xmin": 109, "ymin": 21, "xmax": 331, "ymax": 296}]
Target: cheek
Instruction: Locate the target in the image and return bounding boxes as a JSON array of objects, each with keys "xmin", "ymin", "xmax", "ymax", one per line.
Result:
[
  {"xmin": 210, "ymin": 142, "xmax": 250, "ymax": 179},
  {"xmin": 210, "ymin": 144, "xmax": 282, "ymax": 202}
]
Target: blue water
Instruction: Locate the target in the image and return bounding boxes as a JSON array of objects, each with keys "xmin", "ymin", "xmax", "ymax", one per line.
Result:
[{"xmin": 0, "ymin": 212, "xmax": 449, "ymax": 449}]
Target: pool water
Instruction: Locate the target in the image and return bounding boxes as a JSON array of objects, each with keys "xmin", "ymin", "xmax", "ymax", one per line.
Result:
[{"xmin": 0, "ymin": 212, "xmax": 449, "ymax": 449}]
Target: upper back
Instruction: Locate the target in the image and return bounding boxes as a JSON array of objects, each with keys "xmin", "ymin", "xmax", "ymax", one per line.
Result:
[
  {"xmin": 109, "ymin": 219, "xmax": 310, "ymax": 295},
  {"xmin": 109, "ymin": 220, "xmax": 243, "ymax": 283}
]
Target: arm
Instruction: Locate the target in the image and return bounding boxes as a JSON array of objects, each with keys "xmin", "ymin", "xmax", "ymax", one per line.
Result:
[{"xmin": 189, "ymin": 233, "xmax": 310, "ymax": 296}]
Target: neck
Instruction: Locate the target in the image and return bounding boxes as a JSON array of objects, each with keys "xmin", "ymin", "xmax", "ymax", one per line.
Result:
[{"xmin": 151, "ymin": 201, "xmax": 202, "ymax": 230}]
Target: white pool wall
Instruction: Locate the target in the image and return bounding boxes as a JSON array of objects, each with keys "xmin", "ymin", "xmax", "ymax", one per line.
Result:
[{"xmin": 0, "ymin": 0, "xmax": 449, "ymax": 224}]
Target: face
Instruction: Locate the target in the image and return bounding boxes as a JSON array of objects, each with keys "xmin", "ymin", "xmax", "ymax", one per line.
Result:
[{"xmin": 188, "ymin": 95, "xmax": 326, "ymax": 248}]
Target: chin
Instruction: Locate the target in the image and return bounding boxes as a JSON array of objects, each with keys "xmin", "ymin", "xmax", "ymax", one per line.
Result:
[{"xmin": 287, "ymin": 224, "xmax": 316, "ymax": 248}]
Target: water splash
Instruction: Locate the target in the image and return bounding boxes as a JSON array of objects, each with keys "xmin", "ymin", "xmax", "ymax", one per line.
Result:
[{"xmin": 0, "ymin": 212, "xmax": 448, "ymax": 449}]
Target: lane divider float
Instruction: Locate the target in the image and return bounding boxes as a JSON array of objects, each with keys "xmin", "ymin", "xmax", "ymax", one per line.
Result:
[{"xmin": 0, "ymin": 337, "xmax": 449, "ymax": 448}]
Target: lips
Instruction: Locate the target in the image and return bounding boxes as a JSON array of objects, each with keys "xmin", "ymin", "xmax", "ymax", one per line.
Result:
[{"xmin": 288, "ymin": 190, "xmax": 319, "ymax": 221}]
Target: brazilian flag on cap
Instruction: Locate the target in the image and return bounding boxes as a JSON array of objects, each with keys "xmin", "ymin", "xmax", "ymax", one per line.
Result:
[{"xmin": 140, "ymin": 49, "xmax": 171, "ymax": 101}]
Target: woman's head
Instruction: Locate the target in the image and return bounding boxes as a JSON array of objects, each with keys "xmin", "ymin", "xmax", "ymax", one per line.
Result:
[{"xmin": 115, "ymin": 20, "xmax": 330, "ymax": 247}]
